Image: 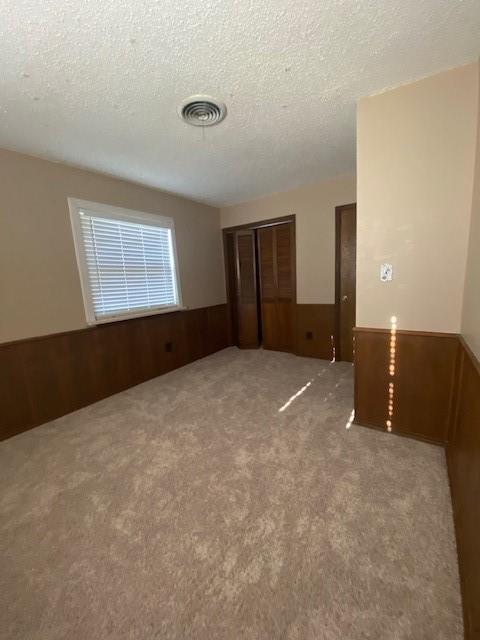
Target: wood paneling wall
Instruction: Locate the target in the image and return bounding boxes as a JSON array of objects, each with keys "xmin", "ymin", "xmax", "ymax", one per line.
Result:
[
  {"xmin": 3, "ymin": 309, "xmax": 480, "ymax": 634},
  {"xmin": 447, "ymin": 339, "xmax": 480, "ymax": 640},
  {"xmin": 0, "ymin": 305, "xmax": 229, "ymax": 441},
  {"xmin": 355, "ymin": 328, "xmax": 480, "ymax": 638},
  {"xmin": 296, "ymin": 304, "xmax": 335, "ymax": 360},
  {"xmin": 353, "ymin": 328, "xmax": 459, "ymax": 444},
  {"xmin": 0, "ymin": 300, "xmax": 344, "ymax": 442}
]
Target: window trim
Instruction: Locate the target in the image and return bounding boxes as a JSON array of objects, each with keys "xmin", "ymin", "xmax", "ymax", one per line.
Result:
[{"xmin": 68, "ymin": 198, "xmax": 184, "ymax": 325}]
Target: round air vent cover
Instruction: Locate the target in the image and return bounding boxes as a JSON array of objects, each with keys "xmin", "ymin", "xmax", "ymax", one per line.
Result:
[{"xmin": 179, "ymin": 96, "xmax": 227, "ymax": 127}]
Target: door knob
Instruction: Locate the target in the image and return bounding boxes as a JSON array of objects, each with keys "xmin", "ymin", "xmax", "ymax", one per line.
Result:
[{"xmin": 342, "ymin": 295, "xmax": 348, "ymax": 302}]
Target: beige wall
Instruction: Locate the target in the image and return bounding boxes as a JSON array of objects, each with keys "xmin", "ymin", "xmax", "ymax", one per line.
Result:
[
  {"xmin": 0, "ymin": 149, "xmax": 225, "ymax": 343},
  {"xmin": 356, "ymin": 63, "xmax": 479, "ymax": 332},
  {"xmin": 221, "ymin": 175, "xmax": 356, "ymax": 304},
  {"xmin": 462, "ymin": 62, "xmax": 480, "ymax": 360}
]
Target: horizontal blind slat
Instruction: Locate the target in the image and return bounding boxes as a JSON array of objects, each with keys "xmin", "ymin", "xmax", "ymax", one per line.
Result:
[{"xmin": 79, "ymin": 212, "xmax": 178, "ymax": 319}]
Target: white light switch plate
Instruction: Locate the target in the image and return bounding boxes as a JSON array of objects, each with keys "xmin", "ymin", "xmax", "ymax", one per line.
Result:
[{"xmin": 380, "ymin": 263, "xmax": 393, "ymax": 282}]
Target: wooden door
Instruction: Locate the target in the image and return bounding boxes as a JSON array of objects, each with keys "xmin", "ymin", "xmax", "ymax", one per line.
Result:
[
  {"xmin": 235, "ymin": 230, "xmax": 260, "ymax": 348},
  {"xmin": 258, "ymin": 222, "xmax": 295, "ymax": 352},
  {"xmin": 224, "ymin": 232, "xmax": 238, "ymax": 346},
  {"xmin": 336, "ymin": 204, "xmax": 356, "ymax": 362}
]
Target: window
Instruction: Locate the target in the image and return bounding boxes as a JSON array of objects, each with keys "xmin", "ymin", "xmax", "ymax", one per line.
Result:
[{"xmin": 68, "ymin": 199, "xmax": 183, "ymax": 324}]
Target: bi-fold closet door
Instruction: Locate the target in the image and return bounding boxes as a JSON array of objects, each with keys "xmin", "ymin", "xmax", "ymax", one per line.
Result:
[
  {"xmin": 234, "ymin": 229, "xmax": 260, "ymax": 348},
  {"xmin": 227, "ymin": 221, "xmax": 295, "ymax": 352},
  {"xmin": 257, "ymin": 222, "xmax": 295, "ymax": 352}
]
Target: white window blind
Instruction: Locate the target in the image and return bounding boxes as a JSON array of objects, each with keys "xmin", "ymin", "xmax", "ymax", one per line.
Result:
[{"xmin": 69, "ymin": 200, "xmax": 182, "ymax": 324}]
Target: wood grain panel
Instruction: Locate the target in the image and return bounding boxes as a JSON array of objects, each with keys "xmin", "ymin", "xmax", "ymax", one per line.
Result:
[
  {"xmin": 261, "ymin": 301, "xmax": 294, "ymax": 353},
  {"xmin": 235, "ymin": 230, "xmax": 259, "ymax": 348},
  {"xmin": 354, "ymin": 328, "xmax": 459, "ymax": 444},
  {"xmin": 335, "ymin": 204, "xmax": 356, "ymax": 362},
  {"xmin": 236, "ymin": 232, "xmax": 256, "ymax": 303},
  {"xmin": 258, "ymin": 223, "xmax": 295, "ymax": 352},
  {"xmin": 0, "ymin": 345, "xmax": 32, "ymax": 440},
  {"xmin": 275, "ymin": 223, "xmax": 294, "ymax": 299},
  {"xmin": 355, "ymin": 328, "xmax": 480, "ymax": 635},
  {"xmin": 258, "ymin": 227, "xmax": 276, "ymax": 301},
  {"xmin": 0, "ymin": 305, "xmax": 228, "ymax": 441},
  {"xmin": 447, "ymin": 339, "xmax": 480, "ymax": 640},
  {"xmin": 296, "ymin": 304, "xmax": 335, "ymax": 360},
  {"xmin": 224, "ymin": 232, "xmax": 238, "ymax": 346}
]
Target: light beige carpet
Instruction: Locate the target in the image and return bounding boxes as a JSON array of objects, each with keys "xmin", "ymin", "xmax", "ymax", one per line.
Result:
[{"xmin": 0, "ymin": 348, "xmax": 462, "ymax": 639}]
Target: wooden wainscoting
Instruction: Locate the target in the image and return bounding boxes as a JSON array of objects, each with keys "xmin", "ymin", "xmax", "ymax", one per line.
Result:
[
  {"xmin": 355, "ymin": 328, "xmax": 480, "ymax": 637},
  {"xmin": 296, "ymin": 304, "xmax": 335, "ymax": 360},
  {"xmin": 0, "ymin": 304, "xmax": 229, "ymax": 441},
  {"xmin": 447, "ymin": 338, "xmax": 480, "ymax": 640},
  {"xmin": 353, "ymin": 327, "xmax": 459, "ymax": 444}
]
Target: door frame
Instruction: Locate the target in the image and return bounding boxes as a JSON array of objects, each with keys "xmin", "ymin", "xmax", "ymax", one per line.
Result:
[
  {"xmin": 222, "ymin": 215, "xmax": 296, "ymax": 347},
  {"xmin": 335, "ymin": 203, "xmax": 357, "ymax": 362}
]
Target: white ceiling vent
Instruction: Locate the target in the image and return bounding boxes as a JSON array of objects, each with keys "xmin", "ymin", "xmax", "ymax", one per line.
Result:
[{"xmin": 179, "ymin": 96, "xmax": 227, "ymax": 127}]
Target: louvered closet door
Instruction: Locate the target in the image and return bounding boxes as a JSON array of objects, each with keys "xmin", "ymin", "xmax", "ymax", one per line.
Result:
[
  {"xmin": 235, "ymin": 230, "xmax": 259, "ymax": 348},
  {"xmin": 258, "ymin": 222, "xmax": 295, "ymax": 352}
]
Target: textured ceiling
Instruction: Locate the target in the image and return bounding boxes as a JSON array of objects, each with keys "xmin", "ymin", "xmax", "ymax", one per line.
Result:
[{"xmin": 1, "ymin": 0, "xmax": 480, "ymax": 206}]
